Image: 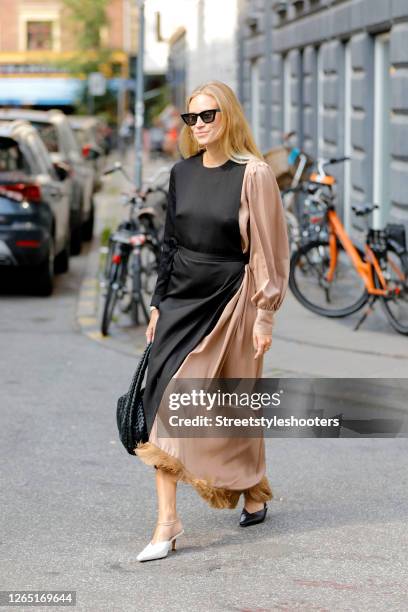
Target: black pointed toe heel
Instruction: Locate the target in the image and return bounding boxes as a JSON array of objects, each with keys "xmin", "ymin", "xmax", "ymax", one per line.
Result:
[{"xmin": 239, "ymin": 502, "xmax": 267, "ymax": 527}]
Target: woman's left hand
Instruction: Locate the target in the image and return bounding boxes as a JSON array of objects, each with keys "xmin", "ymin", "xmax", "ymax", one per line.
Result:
[{"xmin": 253, "ymin": 332, "xmax": 272, "ymax": 359}]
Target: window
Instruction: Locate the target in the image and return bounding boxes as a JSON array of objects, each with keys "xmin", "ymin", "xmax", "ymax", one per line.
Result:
[
  {"xmin": 61, "ymin": 122, "xmax": 81, "ymax": 158},
  {"xmin": 250, "ymin": 58, "xmax": 260, "ymax": 146},
  {"xmin": 283, "ymin": 53, "xmax": 291, "ymax": 133},
  {"xmin": 31, "ymin": 122, "xmax": 59, "ymax": 153},
  {"xmin": 26, "ymin": 21, "xmax": 53, "ymax": 50},
  {"xmin": 298, "ymin": 48, "xmax": 304, "ymax": 145},
  {"xmin": 373, "ymin": 32, "xmax": 391, "ymax": 229},
  {"xmin": 0, "ymin": 138, "xmax": 30, "ymax": 174},
  {"xmin": 283, "ymin": 51, "xmax": 303, "ymax": 145},
  {"xmin": 28, "ymin": 132, "xmax": 57, "ymax": 179},
  {"xmin": 307, "ymin": 46, "xmax": 318, "ymax": 157},
  {"xmin": 343, "ymin": 40, "xmax": 352, "ymax": 233},
  {"xmin": 316, "ymin": 45, "xmax": 324, "ymax": 157}
]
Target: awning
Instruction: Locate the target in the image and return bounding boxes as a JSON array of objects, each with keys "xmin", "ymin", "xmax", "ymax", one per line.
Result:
[
  {"xmin": 0, "ymin": 76, "xmax": 150, "ymax": 106},
  {"xmin": 0, "ymin": 77, "xmax": 83, "ymax": 106}
]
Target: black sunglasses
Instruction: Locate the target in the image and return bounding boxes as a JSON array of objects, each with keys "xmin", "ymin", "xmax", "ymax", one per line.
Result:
[{"xmin": 180, "ymin": 108, "xmax": 221, "ymax": 126}]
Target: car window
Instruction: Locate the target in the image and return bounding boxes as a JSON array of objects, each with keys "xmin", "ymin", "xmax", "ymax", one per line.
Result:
[
  {"xmin": 0, "ymin": 137, "xmax": 31, "ymax": 174},
  {"xmin": 27, "ymin": 132, "xmax": 57, "ymax": 179},
  {"xmin": 61, "ymin": 121, "xmax": 81, "ymax": 156},
  {"xmin": 18, "ymin": 140, "xmax": 42, "ymax": 175},
  {"xmin": 31, "ymin": 121, "xmax": 60, "ymax": 153},
  {"xmin": 73, "ymin": 127, "xmax": 86, "ymax": 146}
]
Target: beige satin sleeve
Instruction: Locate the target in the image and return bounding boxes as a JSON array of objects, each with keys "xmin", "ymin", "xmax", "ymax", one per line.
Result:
[{"xmin": 240, "ymin": 159, "xmax": 290, "ymax": 336}]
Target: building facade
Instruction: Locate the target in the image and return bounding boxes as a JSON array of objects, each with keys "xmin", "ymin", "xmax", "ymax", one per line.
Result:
[
  {"xmin": 238, "ymin": 0, "xmax": 408, "ymax": 232},
  {"xmin": 157, "ymin": 0, "xmax": 239, "ymax": 110},
  {"xmin": 0, "ymin": 0, "xmax": 129, "ymax": 108}
]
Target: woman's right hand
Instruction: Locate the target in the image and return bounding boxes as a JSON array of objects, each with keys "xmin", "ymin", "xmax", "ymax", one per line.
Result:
[{"xmin": 146, "ymin": 308, "xmax": 160, "ymax": 344}]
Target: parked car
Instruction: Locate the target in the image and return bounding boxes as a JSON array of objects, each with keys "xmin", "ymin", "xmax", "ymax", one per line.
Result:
[
  {"xmin": 0, "ymin": 120, "xmax": 71, "ymax": 295},
  {"xmin": 68, "ymin": 115, "xmax": 105, "ymax": 190},
  {"xmin": 0, "ymin": 108, "xmax": 95, "ymax": 254}
]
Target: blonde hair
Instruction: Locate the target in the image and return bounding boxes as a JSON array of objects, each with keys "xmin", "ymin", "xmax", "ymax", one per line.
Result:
[{"xmin": 178, "ymin": 80, "xmax": 264, "ymax": 164}]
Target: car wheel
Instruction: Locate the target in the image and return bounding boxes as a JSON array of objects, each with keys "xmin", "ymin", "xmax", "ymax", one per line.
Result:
[
  {"xmin": 54, "ymin": 234, "xmax": 70, "ymax": 274},
  {"xmin": 70, "ymin": 223, "xmax": 82, "ymax": 255},
  {"xmin": 82, "ymin": 202, "xmax": 95, "ymax": 242},
  {"xmin": 36, "ymin": 237, "xmax": 55, "ymax": 296}
]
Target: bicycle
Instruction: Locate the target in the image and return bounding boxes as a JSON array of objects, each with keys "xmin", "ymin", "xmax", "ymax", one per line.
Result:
[
  {"xmin": 280, "ymin": 145, "xmax": 311, "ymax": 255},
  {"xmin": 264, "ymin": 132, "xmax": 332, "ymax": 254},
  {"xmin": 289, "ymin": 163, "xmax": 408, "ymax": 335},
  {"xmin": 281, "ymin": 156, "xmax": 349, "ymax": 247},
  {"xmin": 100, "ymin": 162, "xmax": 171, "ymax": 336}
]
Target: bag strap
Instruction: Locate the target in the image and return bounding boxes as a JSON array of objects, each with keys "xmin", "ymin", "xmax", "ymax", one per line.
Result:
[{"xmin": 133, "ymin": 341, "xmax": 152, "ymax": 396}]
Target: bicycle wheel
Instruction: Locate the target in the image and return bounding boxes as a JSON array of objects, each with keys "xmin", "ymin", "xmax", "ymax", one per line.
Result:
[
  {"xmin": 120, "ymin": 249, "xmax": 147, "ymax": 326},
  {"xmin": 289, "ymin": 238, "xmax": 368, "ymax": 317},
  {"xmin": 130, "ymin": 252, "xmax": 141, "ymax": 325},
  {"xmin": 376, "ymin": 249, "xmax": 408, "ymax": 335},
  {"xmin": 133, "ymin": 273, "xmax": 150, "ymax": 325},
  {"xmin": 285, "ymin": 210, "xmax": 300, "ymax": 255},
  {"xmin": 101, "ymin": 263, "xmax": 120, "ymax": 336},
  {"xmin": 281, "ymin": 191, "xmax": 300, "ymax": 255},
  {"xmin": 140, "ymin": 242, "xmax": 159, "ymax": 310}
]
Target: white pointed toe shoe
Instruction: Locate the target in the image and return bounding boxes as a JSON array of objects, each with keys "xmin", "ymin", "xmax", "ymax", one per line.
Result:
[{"xmin": 137, "ymin": 518, "xmax": 184, "ymax": 562}]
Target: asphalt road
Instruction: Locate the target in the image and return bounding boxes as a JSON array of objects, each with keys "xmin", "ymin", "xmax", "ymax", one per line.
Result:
[{"xmin": 1, "ymin": 219, "xmax": 408, "ymax": 612}]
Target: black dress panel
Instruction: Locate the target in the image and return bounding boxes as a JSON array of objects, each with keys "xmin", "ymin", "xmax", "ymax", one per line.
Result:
[{"xmin": 143, "ymin": 151, "xmax": 248, "ymax": 435}]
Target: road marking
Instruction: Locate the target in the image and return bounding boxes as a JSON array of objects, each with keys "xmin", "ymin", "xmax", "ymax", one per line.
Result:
[
  {"xmin": 86, "ymin": 330, "xmax": 106, "ymax": 341},
  {"xmin": 78, "ymin": 290, "xmax": 98, "ymax": 298},
  {"xmin": 78, "ymin": 316, "xmax": 98, "ymax": 326},
  {"xmin": 82, "ymin": 278, "xmax": 99, "ymax": 286}
]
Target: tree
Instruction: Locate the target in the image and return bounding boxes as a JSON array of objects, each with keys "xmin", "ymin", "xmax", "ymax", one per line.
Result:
[
  {"xmin": 63, "ymin": 0, "xmax": 108, "ymax": 51},
  {"xmin": 55, "ymin": 0, "xmax": 120, "ymax": 122}
]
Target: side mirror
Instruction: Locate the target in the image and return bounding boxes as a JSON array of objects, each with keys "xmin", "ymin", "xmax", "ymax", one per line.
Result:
[
  {"xmin": 82, "ymin": 144, "xmax": 101, "ymax": 160},
  {"xmin": 53, "ymin": 162, "xmax": 70, "ymax": 181}
]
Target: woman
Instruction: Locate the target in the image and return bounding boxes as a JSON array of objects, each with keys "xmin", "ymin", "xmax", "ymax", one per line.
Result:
[{"xmin": 135, "ymin": 80, "xmax": 289, "ymax": 562}]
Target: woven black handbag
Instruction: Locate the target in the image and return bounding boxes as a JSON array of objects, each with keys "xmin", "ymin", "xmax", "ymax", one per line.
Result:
[{"xmin": 116, "ymin": 341, "xmax": 152, "ymax": 455}]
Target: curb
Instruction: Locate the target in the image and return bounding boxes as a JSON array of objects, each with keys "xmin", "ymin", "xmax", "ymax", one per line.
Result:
[
  {"xmin": 76, "ymin": 239, "xmax": 105, "ymax": 342},
  {"xmin": 75, "ymin": 236, "xmax": 149, "ymax": 357},
  {"xmin": 74, "ymin": 152, "xmax": 174, "ymax": 357}
]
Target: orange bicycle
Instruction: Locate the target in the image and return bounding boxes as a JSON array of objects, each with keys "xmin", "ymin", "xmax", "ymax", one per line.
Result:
[{"xmin": 289, "ymin": 162, "xmax": 408, "ymax": 335}]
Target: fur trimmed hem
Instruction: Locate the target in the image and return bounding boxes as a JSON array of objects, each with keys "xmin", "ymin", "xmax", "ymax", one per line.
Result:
[{"xmin": 134, "ymin": 441, "xmax": 273, "ymax": 509}]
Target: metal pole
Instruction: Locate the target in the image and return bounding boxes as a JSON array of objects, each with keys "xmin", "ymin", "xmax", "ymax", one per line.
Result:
[
  {"xmin": 87, "ymin": 84, "xmax": 94, "ymax": 115},
  {"xmin": 134, "ymin": 0, "xmax": 145, "ymax": 189}
]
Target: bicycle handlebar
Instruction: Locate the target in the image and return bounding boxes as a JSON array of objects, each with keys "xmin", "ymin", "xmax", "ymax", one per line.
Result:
[
  {"xmin": 103, "ymin": 162, "xmax": 171, "ymax": 190},
  {"xmin": 143, "ymin": 165, "xmax": 172, "ymax": 186},
  {"xmin": 102, "ymin": 160, "xmax": 133, "ymax": 184},
  {"xmin": 314, "ymin": 156, "xmax": 350, "ymax": 177},
  {"xmin": 282, "ymin": 130, "xmax": 297, "ymax": 145},
  {"xmin": 102, "ymin": 164, "xmax": 118, "ymax": 176},
  {"xmin": 281, "ymin": 182, "xmax": 318, "ymax": 196},
  {"xmin": 325, "ymin": 156, "xmax": 351, "ymax": 166}
]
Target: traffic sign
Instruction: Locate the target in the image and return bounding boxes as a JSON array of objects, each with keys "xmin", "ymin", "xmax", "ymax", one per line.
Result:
[{"xmin": 88, "ymin": 72, "xmax": 106, "ymax": 96}]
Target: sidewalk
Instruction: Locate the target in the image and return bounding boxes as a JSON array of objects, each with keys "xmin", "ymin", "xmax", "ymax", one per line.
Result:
[
  {"xmin": 265, "ymin": 291, "xmax": 408, "ymax": 378},
  {"xmin": 76, "ymin": 150, "xmax": 408, "ymax": 379},
  {"xmin": 76, "ymin": 150, "xmax": 172, "ymax": 355}
]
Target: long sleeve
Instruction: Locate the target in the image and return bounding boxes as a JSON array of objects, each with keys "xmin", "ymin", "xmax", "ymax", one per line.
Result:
[
  {"xmin": 245, "ymin": 160, "xmax": 290, "ymax": 336},
  {"xmin": 150, "ymin": 165, "xmax": 177, "ymax": 308}
]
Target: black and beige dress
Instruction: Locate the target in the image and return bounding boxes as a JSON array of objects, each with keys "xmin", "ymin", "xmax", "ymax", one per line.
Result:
[{"xmin": 136, "ymin": 149, "xmax": 290, "ymax": 509}]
